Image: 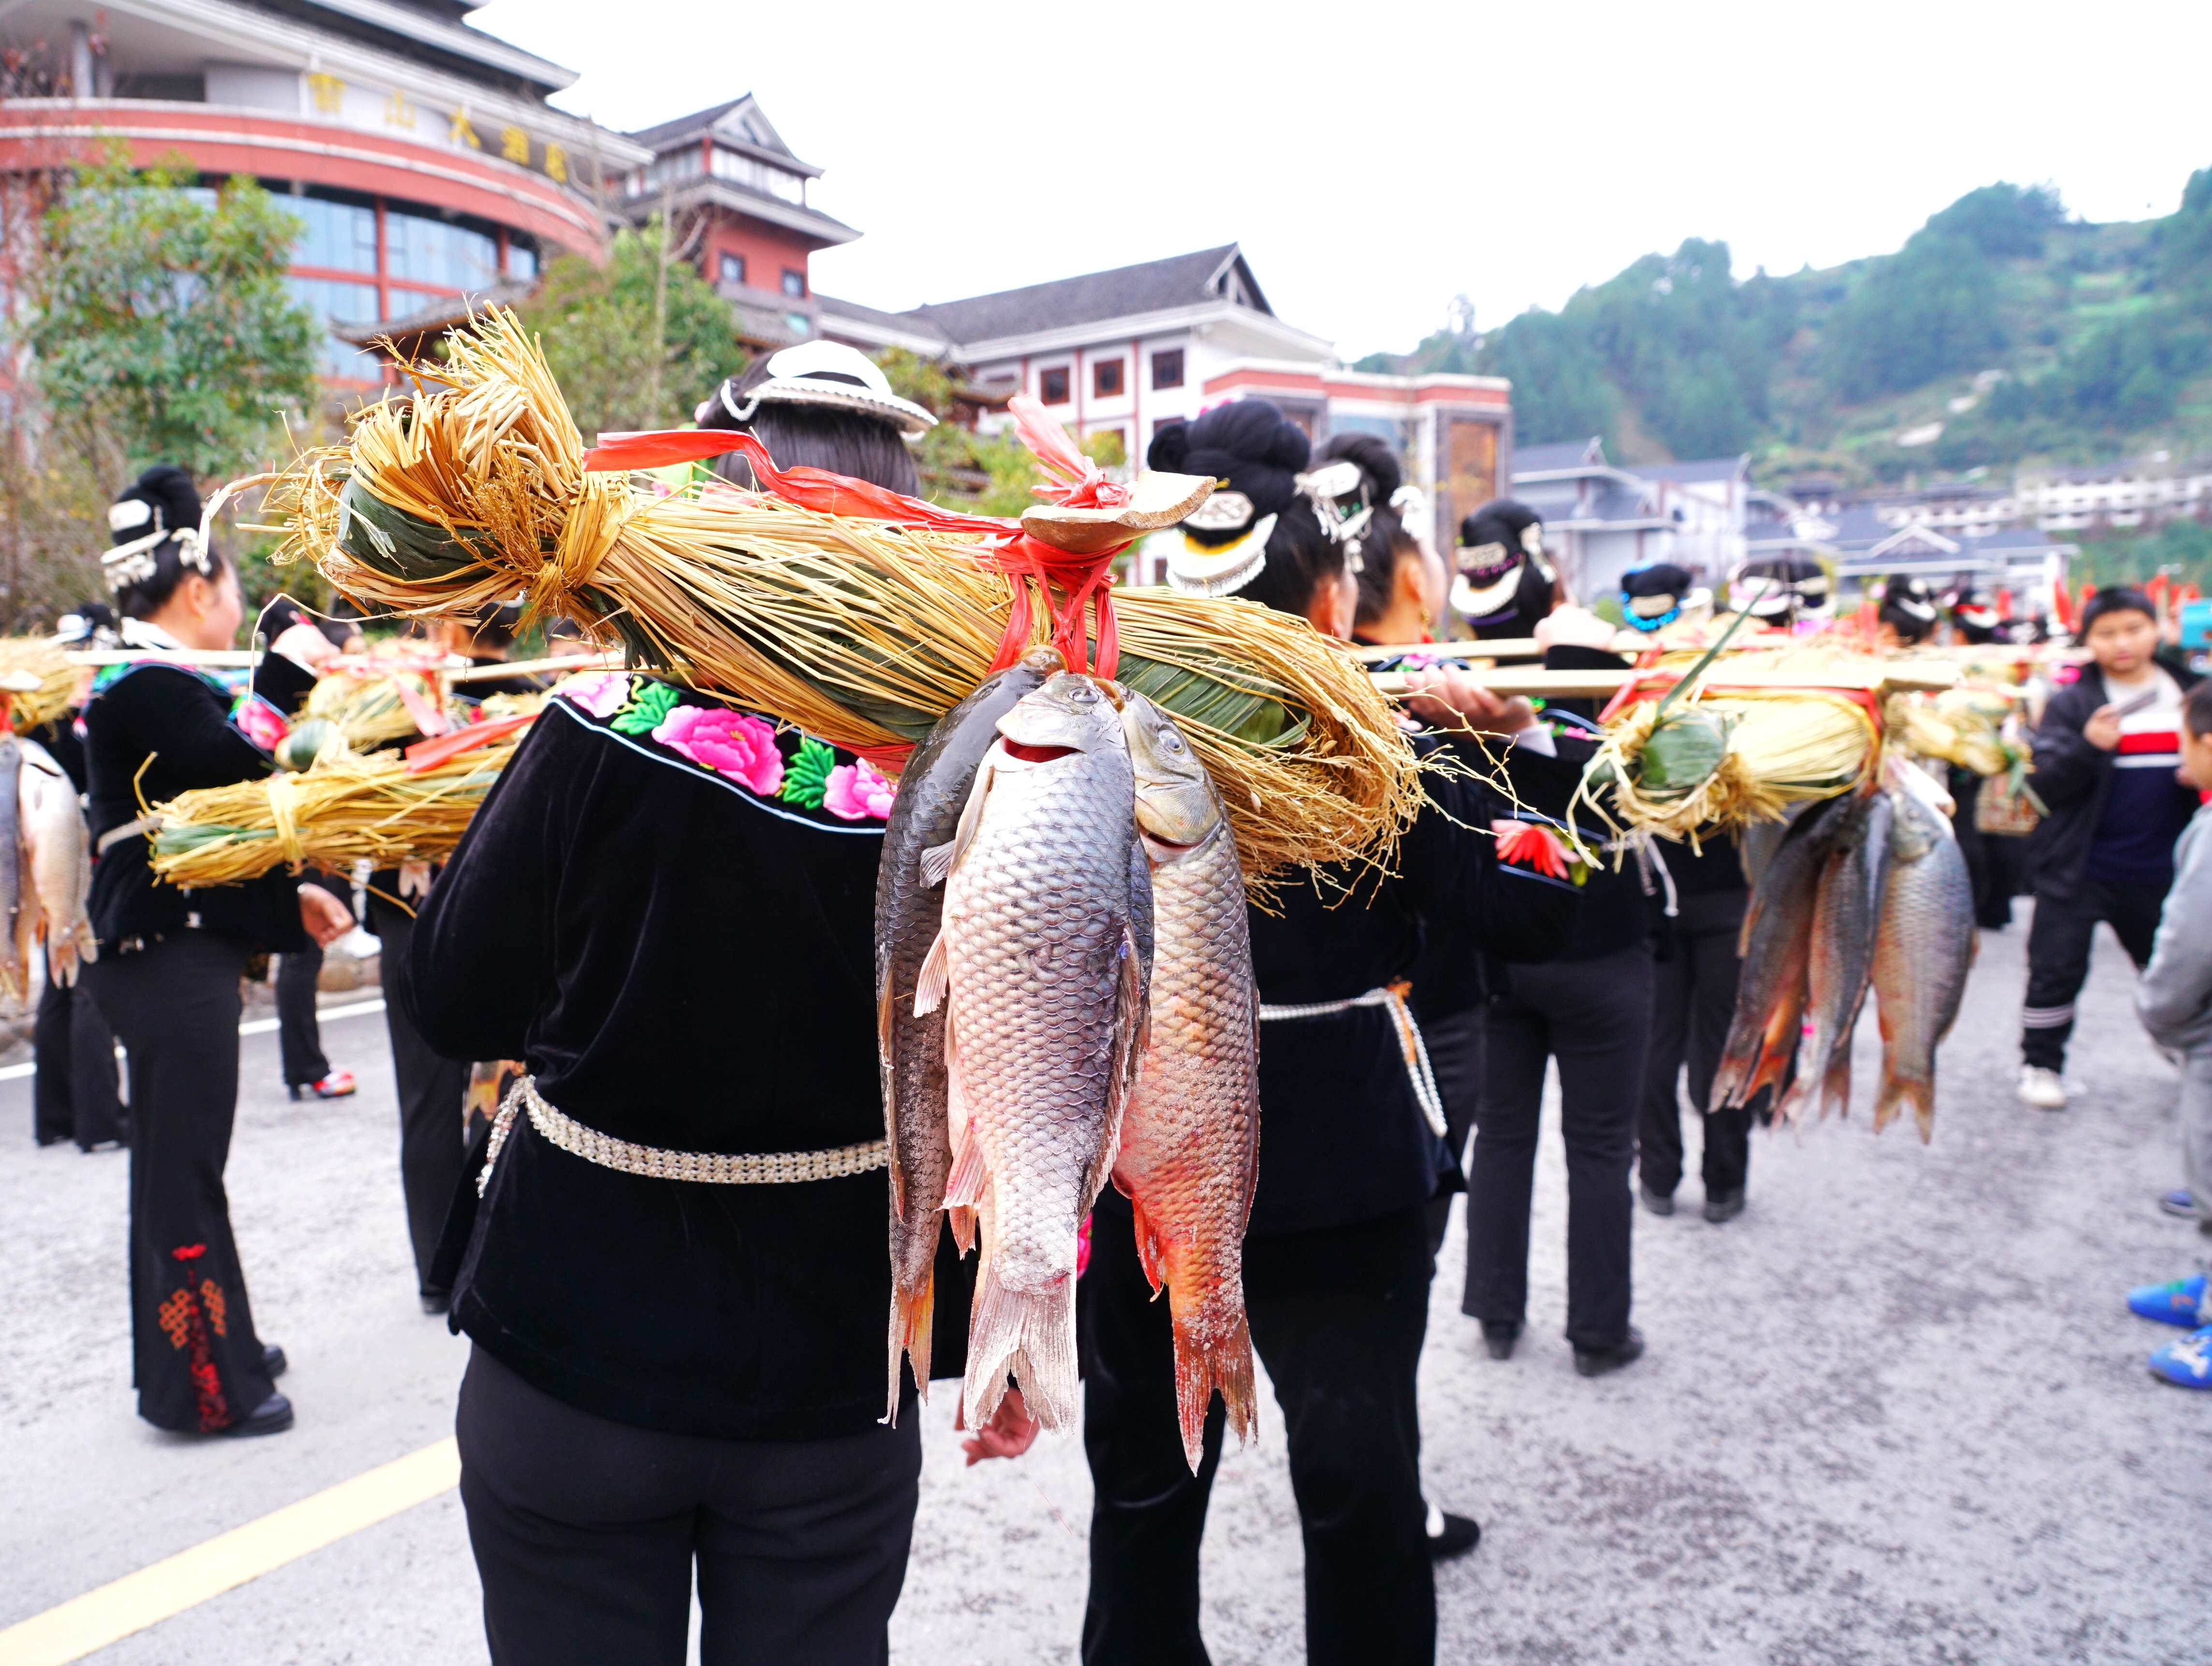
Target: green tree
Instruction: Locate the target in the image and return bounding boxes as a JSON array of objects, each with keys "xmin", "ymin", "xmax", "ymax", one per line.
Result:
[
  {"xmin": 520, "ymin": 219, "xmax": 748, "ymax": 438},
  {"xmin": 25, "ymin": 146, "xmax": 318, "ymax": 486},
  {"xmin": 1924, "ymin": 182, "xmax": 2065, "ymax": 259},
  {"xmin": 1822, "ymin": 230, "xmax": 2005, "ymax": 402}
]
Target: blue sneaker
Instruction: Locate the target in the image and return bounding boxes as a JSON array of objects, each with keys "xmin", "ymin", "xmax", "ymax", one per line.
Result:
[
  {"xmin": 2127, "ymin": 1274, "xmax": 2208, "ymax": 1327},
  {"xmin": 2149, "ymin": 1325, "xmax": 2212, "ymax": 1388}
]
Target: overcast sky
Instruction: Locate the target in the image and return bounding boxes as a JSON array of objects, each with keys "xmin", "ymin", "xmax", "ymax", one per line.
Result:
[{"xmin": 472, "ymin": 0, "xmax": 2212, "ymax": 361}]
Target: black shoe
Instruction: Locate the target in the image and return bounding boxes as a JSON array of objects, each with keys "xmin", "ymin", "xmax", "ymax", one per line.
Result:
[
  {"xmin": 1481, "ymin": 1321, "xmax": 1520, "ymax": 1360},
  {"xmin": 262, "ymin": 1343, "xmax": 287, "ymax": 1379},
  {"xmin": 1425, "ymin": 1502, "xmax": 1481, "ymax": 1561},
  {"xmin": 1638, "ymin": 1182, "xmax": 1675, "ymax": 1217},
  {"xmin": 224, "ymin": 1391, "xmax": 294, "ymax": 1436},
  {"xmin": 1703, "ymin": 1189, "xmax": 1746, "ymax": 1224},
  {"xmin": 1574, "ymin": 1326, "xmax": 1645, "ymax": 1378},
  {"xmin": 420, "ymin": 1291, "xmax": 451, "ymax": 1316}
]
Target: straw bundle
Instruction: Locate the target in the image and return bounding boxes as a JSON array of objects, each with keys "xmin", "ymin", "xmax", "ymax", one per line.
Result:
[
  {"xmin": 0, "ymin": 639, "xmax": 79, "ymax": 733},
  {"xmin": 147, "ymin": 738, "xmax": 519, "ymax": 887},
  {"xmin": 1885, "ymin": 687, "xmax": 2017, "ymax": 778},
  {"xmin": 259, "ymin": 310, "xmax": 1419, "ymax": 881},
  {"xmin": 1586, "ymin": 690, "xmax": 1878, "ymax": 840},
  {"xmin": 305, "ymin": 664, "xmax": 458, "ymax": 750}
]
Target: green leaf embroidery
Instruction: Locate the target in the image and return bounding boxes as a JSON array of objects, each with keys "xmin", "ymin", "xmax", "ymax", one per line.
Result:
[
  {"xmin": 779, "ymin": 736, "xmax": 837, "ymax": 808},
  {"xmin": 611, "ymin": 680, "xmax": 680, "ymax": 736}
]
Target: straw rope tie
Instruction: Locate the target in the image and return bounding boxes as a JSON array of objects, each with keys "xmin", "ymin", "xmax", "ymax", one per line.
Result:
[
  {"xmin": 264, "ymin": 771, "xmax": 305, "ymax": 868},
  {"xmin": 477, "ymin": 1074, "xmax": 888, "ymax": 1195}
]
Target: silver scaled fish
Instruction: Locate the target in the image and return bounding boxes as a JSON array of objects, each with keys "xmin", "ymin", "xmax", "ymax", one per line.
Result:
[
  {"xmin": 1783, "ymin": 788, "xmax": 1892, "ymax": 1125},
  {"xmin": 1115, "ymin": 692, "xmax": 1259, "ymax": 1471},
  {"xmin": 875, "ymin": 647, "xmax": 1055, "ymax": 1416},
  {"xmin": 20, "ymin": 740, "xmax": 95, "ymax": 985},
  {"xmin": 914, "ymin": 672, "xmax": 1148, "ymax": 1433}
]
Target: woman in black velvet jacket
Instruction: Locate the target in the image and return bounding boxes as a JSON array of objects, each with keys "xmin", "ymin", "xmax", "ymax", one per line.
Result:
[
  {"xmin": 1073, "ymin": 402, "xmax": 1582, "ymax": 1666},
  {"xmin": 82, "ymin": 466, "xmax": 351, "ymax": 1438}
]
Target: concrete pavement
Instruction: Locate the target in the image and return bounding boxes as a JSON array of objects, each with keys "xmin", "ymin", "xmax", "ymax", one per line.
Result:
[{"xmin": 3, "ymin": 909, "xmax": 2209, "ymax": 1664}]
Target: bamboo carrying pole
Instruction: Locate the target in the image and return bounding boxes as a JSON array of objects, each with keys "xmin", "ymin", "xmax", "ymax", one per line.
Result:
[{"xmin": 1367, "ymin": 663, "xmax": 1962, "ymax": 700}]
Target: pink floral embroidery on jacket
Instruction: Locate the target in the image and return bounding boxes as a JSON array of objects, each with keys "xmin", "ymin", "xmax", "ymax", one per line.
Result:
[
  {"xmin": 823, "ymin": 758, "xmax": 896, "ymax": 820},
  {"xmin": 556, "ymin": 670, "xmax": 630, "ymax": 719},
  {"xmin": 651, "ymin": 704, "xmax": 784, "ymax": 797}
]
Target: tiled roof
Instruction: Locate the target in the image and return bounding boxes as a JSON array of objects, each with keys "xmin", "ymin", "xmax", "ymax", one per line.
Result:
[
  {"xmin": 902, "ymin": 246, "xmax": 1260, "ymax": 347},
  {"xmin": 1512, "ymin": 438, "xmax": 1605, "ymax": 474}
]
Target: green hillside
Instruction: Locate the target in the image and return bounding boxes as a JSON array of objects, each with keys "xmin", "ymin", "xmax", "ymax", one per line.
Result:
[{"xmin": 1359, "ymin": 172, "xmax": 2212, "ymax": 489}]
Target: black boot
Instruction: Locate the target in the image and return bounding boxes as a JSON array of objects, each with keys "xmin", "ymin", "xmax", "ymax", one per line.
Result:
[{"xmin": 1573, "ymin": 1326, "xmax": 1645, "ymax": 1379}]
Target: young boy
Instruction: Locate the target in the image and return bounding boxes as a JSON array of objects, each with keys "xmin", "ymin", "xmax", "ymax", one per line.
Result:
[
  {"xmin": 2125, "ymin": 680, "xmax": 2212, "ymax": 1387},
  {"xmin": 2017, "ymin": 588, "xmax": 2203, "ymax": 1108}
]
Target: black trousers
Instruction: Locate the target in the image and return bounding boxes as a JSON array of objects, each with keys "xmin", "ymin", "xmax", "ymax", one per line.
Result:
[
  {"xmin": 84, "ymin": 932, "xmax": 276, "ymax": 1432},
  {"xmin": 456, "ymin": 1346, "xmax": 921, "ymax": 1666},
  {"xmin": 1080, "ymin": 1188, "xmax": 1434, "ymax": 1666},
  {"xmin": 1636, "ymin": 891, "xmax": 1750, "ymax": 1199},
  {"xmin": 376, "ymin": 914, "xmax": 470, "ymax": 1297},
  {"xmin": 1421, "ymin": 1005, "xmax": 1484, "ymax": 1255},
  {"xmin": 276, "ymin": 943, "xmax": 329, "ymax": 1087},
  {"xmin": 2021, "ymin": 879, "xmax": 2168, "ymax": 1070},
  {"xmin": 33, "ymin": 948, "xmax": 125, "ymax": 1149},
  {"xmin": 1463, "ymin": 946, "xmax": 1650, "ymax": 1348}
]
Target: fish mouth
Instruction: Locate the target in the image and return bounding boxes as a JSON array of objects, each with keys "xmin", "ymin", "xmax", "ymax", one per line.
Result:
[{"xmin": 999, "ymin": 740, "xmax": 1078, "ymax": 764}]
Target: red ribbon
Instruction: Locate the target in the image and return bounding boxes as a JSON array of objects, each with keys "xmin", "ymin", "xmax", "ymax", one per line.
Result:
[
  {"xmin": 581, "ymin": 428, "xmax": 1128, "ymax": 680},
  {"xmin": 404, "ymin": 712, "xmax": 537, "ymax": 774}
]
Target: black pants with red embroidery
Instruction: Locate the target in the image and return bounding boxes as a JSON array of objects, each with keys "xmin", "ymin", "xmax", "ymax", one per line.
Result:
[{"xmin": 85, "ymin": 931, "xmax": 277, "ymax": 1432}]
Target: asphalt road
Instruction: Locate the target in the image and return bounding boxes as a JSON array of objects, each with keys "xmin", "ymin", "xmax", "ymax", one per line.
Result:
[{"xmin": 4, "ymin": 908, "xmax": 2209, "ymax": 1665}]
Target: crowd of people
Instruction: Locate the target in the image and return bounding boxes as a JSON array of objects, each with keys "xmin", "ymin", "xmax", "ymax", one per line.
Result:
[{"xmin": 19, "ymin": 346, "xmax": 2212, "ymax": 1662}]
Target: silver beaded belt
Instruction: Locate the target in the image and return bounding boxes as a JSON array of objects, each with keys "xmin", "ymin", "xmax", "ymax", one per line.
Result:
[
  {"xmin": 477, "ymin": 1075, "xmax": 889, "ymax": 1195},
  {"xmin": 1257, "ymin": 984, "xmax": 1448, "ymax": 1137}
]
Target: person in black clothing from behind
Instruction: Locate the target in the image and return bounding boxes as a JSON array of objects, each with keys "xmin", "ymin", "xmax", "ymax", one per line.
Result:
[
  {"xmin": 1454, "ymin": 500, "xmax": 1653, "ymax": 1377},
  {"xmin": 1944, "ymin": 585, "xmax": 2029, "ymax": 929},
  {"xmin": 80, "ymin": 466, "xmax": 353, "ymax": 1437},
  {"xmin": 30, "ymin": 608, "xmax": 126, "ymax": 1150},
  {"xmin": 1874, "ymin": 573, "xmax": 1940, "ymax": 651},
  {"xmin": 395, "ymin": 342, "xmax": 961, "ymax": 1665},
  {"xmin": 2016, "ymin": 586, "xmax": 2203, "ymax": 1109},
  {"xmin": 1071, "ymin": 404, "xmax": 1580, "ymax": 1666},
  {"xmin": 1636, "ymin": 832, "xmax": 1754, "ymax": 1223}
]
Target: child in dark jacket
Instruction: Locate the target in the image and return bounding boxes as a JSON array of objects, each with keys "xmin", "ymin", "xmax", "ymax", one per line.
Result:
[{"xmin": 2016, "ymin": 588, "xmax": 2202, "ymax": 1108}]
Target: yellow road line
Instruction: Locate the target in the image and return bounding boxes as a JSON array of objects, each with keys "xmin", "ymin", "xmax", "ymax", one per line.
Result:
[{"xmin": 0, "ymin": 1437, "xmax": 460, "ymax": 1666}]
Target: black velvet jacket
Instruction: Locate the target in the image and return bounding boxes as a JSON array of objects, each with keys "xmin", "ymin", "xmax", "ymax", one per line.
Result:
[
  {"xmin": 85, "ymin": 651, "xmax": 317, "ymax": 955},
  {"xmin": 1244, "ymin": 739, "xmax": 1579, "ymax": 1236},
  {"xmin": 395, "ymin": 681, "xmax": 902, "ymax": 1441}
]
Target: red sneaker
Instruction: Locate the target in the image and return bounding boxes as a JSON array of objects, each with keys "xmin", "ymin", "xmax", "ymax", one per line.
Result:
[{"xmin": 289, "ymin": 1069, "xmax": 358, "ymax": 1101}]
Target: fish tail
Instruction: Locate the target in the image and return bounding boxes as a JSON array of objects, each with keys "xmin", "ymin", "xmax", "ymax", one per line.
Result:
[
  {"xmin": 963, "ymin": 1262, "xmax": 1079, "ymax": 1433},
  {"xmin": 1171, "ymin": 1298, "xmax": 1257, "ymax": 1474},
  {"xmin": 1872, "ymin": 1066, "xmax": 1936, "ymax": 1144},
  {"xmin": 946, "ymin": 1205, "xmax": 977, "ymax": 1255},
  {"xmin": 1820, "ymin": 1044, "xmax": 1853, "ymax": 1122},
  {"xmin": 885, "ymin": 1261, "xmax": 936, "ymax": 1422}
]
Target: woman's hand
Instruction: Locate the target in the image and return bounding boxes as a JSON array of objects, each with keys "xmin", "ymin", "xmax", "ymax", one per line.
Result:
[
  {"xmin": 956, "ymin": 1387, "xmax": 1040, "ymax": 1465},
  {"xmin": 270, "ymin": 622, "xmax": 338, "ymax": 670},
  {"xmin": 299, "ymin": 883, "xmax": 353, "ymax": 947},
  {"xmin": 1402, "ymin": 665, "xmax": 1537, "ymax": 737}
]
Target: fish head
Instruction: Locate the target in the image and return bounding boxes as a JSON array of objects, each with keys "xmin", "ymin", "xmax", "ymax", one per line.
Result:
[
  {"xmin": 1118, "ymin": 692, "xmax": 1223, "ymax": 853},
  {"xmin": 995, "ymin": 672, "xmax": 1125, "ymax": 762}
]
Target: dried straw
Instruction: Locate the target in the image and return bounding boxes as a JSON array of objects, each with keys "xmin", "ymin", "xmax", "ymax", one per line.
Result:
[
  {"xmin": 147, "ymin": 739, "xmax": 519, "ymax": 887},
  {"xmin": 0, "ymin": 639, "xmax": 80, "ymax": 734},
  {"xmin": 260, "ymin": 309, "xmax": 1420, "ymax": 881}
]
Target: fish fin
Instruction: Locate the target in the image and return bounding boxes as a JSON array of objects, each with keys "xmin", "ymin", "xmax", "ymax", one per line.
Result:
[
  {"xmin": 918, "ymin": 840, "xmax": 956, "ymax": 890},
  {"xmin": 911, "ymin": 928, "xmax": 951, "ymax": 1017},
  {"xmin": 947, "ymin": 1205, "xmax": 977, "ymax": 1256},
  {"xmin": 1087, "ymin": 923, "xmax": 1148, "ymax": 1207},
  {"xmin": 886, "ymin": 1259, "xmax": 936, "ymax": 1422},
  {"xmin": 963, "ymin": 1264, "xmax": 1079, "ymax": 1433},
  {"xmin": 1128, "ymin": 1195, "xmax": 1167, "ymax": 1294},
  {"xmin": 943, "ymin": 1135, "xmax": 987, "ymax": 1210},
  {"xmin": 1173, "ymin": 1298, "xmax": 1258, "ymax": 1473}
]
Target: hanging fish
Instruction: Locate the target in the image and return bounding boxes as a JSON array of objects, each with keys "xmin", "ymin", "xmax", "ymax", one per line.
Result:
[
  {"xmin": 19, "ymin": 740, "xmax": 95, "ymax": 986},
  {"xmin": 1870, "ymin": 764, "xmax": 1975, "ymax": 1140},
  {"xmin": 1115, "ymin": 691, "xmax": 1260, "ymax": 1472},
  {"xmin": 1781, "ymin": 789, "xmax": 1893, "ymax": 1126},
  {"xmin": 1712, "ymin": 794, "xmax": 1849, "ymax": 1114},
  {"xmin": 875, "ymin": 647, "xmax": 1055, "ymax": 1417},
  {"xmin": 913, "ymin": 672, "xmax": 1149, "ymax": 1434}
]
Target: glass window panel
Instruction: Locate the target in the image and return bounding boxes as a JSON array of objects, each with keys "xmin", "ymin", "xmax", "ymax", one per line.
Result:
[
  {"xmin": 507, "ymin": 243, "xmax": 537, "ymax": 281},
  {"xmin": 386, "ymin": 208, "xmax": 500, "ymax": 290},
  {"xmin": 287, "ymin": 196, "xmax": 377, "ymax": 275},
  {"xmin": 286, "ymin": 276, "xmax": 383, "ymax": 379}
]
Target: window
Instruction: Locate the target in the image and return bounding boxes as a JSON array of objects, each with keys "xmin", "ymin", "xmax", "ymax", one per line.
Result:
[
  {"xmin": 289, "ymin": 196, "xmax": 378, "ymax": 276},
  {"xmin": 385, "ymin": 209, "xmax": 499, "ymax": 289},
  {"xmin": 785, "ymin": 312, "xmax": 811, "ymax": 337},
  {"xmin": 287, "ymin": 276, "xmax": 382, "ymax": 380},
  {"xmin": 719, "ymin": 252, "xmax": 747, "ymax": 287},
  {"xmin": 1151, "ymin": 348, "xmax": 1184, "ymax": 389},
  {"xmin": 506, "ymin": 243, "xmax": 538, "ymax": 281},
  {"xmin": 1094, "ymin": 358, "xmax": 1124, "ymax": 398},
  {"xmin": 781, "ymin": 268, "xmax": 806, "ymax": 298},
  {"xmin": 1040, "ymin": 366, "xmax": 1070, "ymax": 404}
]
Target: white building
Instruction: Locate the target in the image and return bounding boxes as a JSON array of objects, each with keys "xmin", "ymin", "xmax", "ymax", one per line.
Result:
[
  {"xmin": 2015, "ymin": 458, "xmax": 2212, "ymax": 531},
  {"xmin": 820, "ymin": 244, "xmax": 1514, "ymax": 564},
  {"xmin": 1509, "ymin": 438, "xmax": 1748, "ymax": 597}
]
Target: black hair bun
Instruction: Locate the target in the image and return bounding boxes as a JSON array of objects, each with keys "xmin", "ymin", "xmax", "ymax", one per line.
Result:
[
  {"xmin": 111, "ymin": 464, "xmax": 202, "ymax": 546},
  {"xmin": 1460, "ymin": 499, "xmax": 1541, "ymax": 551},
  {"xmin": 1316, "ymin": 431, "xmax": 1401, "ymax": 501},
  {"xmin": 1184, "ymin": 398, "xmax": 1310, "ymax": 474},
  {"xmin": 1146, "ymin": 421, "xmax": 1192, "ymax": 473}
]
